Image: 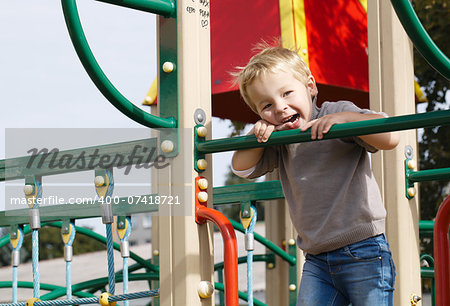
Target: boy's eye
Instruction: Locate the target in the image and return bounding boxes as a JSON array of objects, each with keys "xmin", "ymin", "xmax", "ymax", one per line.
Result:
[
  {"xmin": 262, "ymin": 104, "xmax": 271, "ymax": 110},
  {"xmin": 283, "ymin": 91, "xmax": 293, "ymax": 97}
]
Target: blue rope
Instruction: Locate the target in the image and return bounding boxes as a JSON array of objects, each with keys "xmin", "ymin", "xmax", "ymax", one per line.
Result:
[
  {"xmin": 245, "ymin": 206, "xmax": 257, "ymax": 306},
  {"xmin": 108, "ymin": 289, "xmax": 160, "ymax": 301},
  {"xmin": 123, "ymin": 257, "xmax": 129, "ymax": 306},
  {"xmin": 66, "ymin": 262, "xmax": 72, "ymax": 299},
  {"xmin": 32, "ymin": 229, "xmax": 40, "ymax": 298},
  {"xmin": 12, "ymin": 267, "xmax": 18, "ymax": 303},
  {"xmin": 0, "ymin": 289, "xmax": 160, "ymax": 306},
  {"xmin": 105, "ymin": 223, "xmax": 115, "ymax": 295}
]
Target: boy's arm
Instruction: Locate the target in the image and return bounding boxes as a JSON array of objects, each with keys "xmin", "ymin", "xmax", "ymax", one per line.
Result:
[
  {"xmin": 232, "ymin": 120, "xmax": 274, "ymax": 171},
  {"xmin": 301, "ymin": 112, "xmax": 400, "ymax": 150},
  {"xmin": 232, "ymin": 147, "xmax": 264, "ymax": 171}
]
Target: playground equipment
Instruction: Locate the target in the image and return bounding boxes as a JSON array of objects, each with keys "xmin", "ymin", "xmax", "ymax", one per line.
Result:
[{"xmin": 0, "ymin": 0, "xmax": 449, "ymax": 305}]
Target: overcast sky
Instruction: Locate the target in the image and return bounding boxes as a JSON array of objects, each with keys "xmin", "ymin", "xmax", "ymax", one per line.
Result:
[{"xmin": 0, "ymin": 1, "xmax": 235, "ymax": 231}]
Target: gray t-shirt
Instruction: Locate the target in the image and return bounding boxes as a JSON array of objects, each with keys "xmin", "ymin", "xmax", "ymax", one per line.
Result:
[{"xmin": 248, "ymin": 101, "xmax": 386, "ymax": 255}]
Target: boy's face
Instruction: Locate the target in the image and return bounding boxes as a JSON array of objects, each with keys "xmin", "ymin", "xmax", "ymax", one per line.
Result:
[{"xmin": 247, "ymin": 69, "xmax": 317, "ymax": 131}]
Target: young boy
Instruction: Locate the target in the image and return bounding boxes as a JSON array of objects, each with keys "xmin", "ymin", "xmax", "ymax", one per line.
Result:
[{"xmin": 232, "ymin": 45, "xmax": 399, "ymax": 305}]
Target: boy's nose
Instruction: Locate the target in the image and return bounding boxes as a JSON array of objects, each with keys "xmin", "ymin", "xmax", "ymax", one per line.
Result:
[{"xmin": 275, "ymin": 102, "xmax": 288, "ymax": 113}]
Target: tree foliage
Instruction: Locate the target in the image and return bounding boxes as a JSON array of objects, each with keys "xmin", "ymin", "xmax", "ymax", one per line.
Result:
[
  {"xmin": 411, "ymin": 0, "xmax": 449, "ymax": 274},
  {"xmin": 413, "ymin": 0, "xmax": 450, "ymax": 221}
]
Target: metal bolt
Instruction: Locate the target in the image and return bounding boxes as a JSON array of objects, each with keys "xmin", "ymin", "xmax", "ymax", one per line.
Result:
[
  {"xmin": 410, "ymin": 294, "xmax": 422, "ymax": 305},
  {"xmin": 194, "ymin": 109, "xmax": 207, "ymax": 125},
  {"xmin": 289, "ymin": 284, "xmax": 297, "ymax": 291},
  {"xmin": 119, "ymin": 221, "xmax": 124, "ymax": 227},
  {"xmin": 153, "ymin": 249, "xmax": 159, "ymax": 256},
  {"xmin": 267, "ymin": 263, "xmax": 274, "ymax": 269},
  {"xmin": 408, "ymin": 187, "xmax": 416, "ymax": 197},
  {"xmin": 405, "ymin": 145, "xmax": 413, "ymax": 159},
  {"xmin": 288, "ymin": 239, "xmax": 296, "ymax": 246},
  {"xmin": 197, "ymin": 113, "xmax": 204, "ymax": 123}
]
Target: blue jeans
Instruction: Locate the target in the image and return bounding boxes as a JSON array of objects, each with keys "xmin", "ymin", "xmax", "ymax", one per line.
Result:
[{"xmin": 297, "ymin": 234, "xmax": 396, "ymax": 306}]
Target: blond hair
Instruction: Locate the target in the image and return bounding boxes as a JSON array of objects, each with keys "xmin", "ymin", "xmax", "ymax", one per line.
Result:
[{"xmin": 233, "ymin": 43, "xmax": 312, "ymax": 114}]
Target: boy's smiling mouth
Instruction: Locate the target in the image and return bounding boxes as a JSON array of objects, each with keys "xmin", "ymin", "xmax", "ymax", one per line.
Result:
[
  {"xmin": 277, "ymin": 113, "xmax": 301, "ymax": 130},
  {"xmin": 283, "ymin": 114, "xmax": 300, "ymax": 124}
]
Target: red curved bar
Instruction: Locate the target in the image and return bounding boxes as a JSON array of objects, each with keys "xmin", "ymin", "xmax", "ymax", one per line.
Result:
[
  {"xmin": 197, "ymin": 206, "xmax": 239, "ymax": 305},
  {"xmin": 195, "ymin": 176, "xmax": 238, "ymax": 306},
  {"xmin": 434, "ymin": 195, "xmax": 450, "ymax": 306}
]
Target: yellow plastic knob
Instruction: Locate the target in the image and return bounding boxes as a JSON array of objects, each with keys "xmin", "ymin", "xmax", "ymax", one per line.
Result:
[
  {"xmin": 162, "ymin": 62, "xmax": 174, "ymax": 73},
  {"xmin": 198, "ymin": 178, "xmax": 208, "ymax": 190},
  {"xmin": 198, "ymin": 281, "xmax": 214, "ymax": 298},
  {"xmin": 197, "ymin": 126, "xmax": 208, "ymax": 138},
  {"xmin": 24, "ymin": 185, "xmax": 34, "ymax": 195},
  {"xmin": 408, "ymin": 187, "xmax": 416, "ymax": 197},
  {"xmin": 198, "ymin": 191, "xmax": 208, "ymax": 203},
  {"xmin": 161, "ymin": 140, "xmax": 174, "ymax": 153},
  {"xmin": 197, "ymin": 159, "xmax": 208, "ymax": 170},
  {"xmin": 94, "ymin": 176, "xmax": 105, "ymax": 187}
]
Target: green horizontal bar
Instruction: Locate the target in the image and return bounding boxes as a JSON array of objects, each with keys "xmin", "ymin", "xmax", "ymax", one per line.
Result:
[
  {"xmin": 230, "ymin": 219, "xmax": 296, "ymax": 266},
  {"xmin": 419, "ymin": 220, "xmax": 435, "ymax": 232},
  {"xmin": 407, "ymin": 167, "xmax": 450, "ymax": 183},
  {"xmin": 214, "ymin": 254, "xmax": 273, "ymax": 271},
  {"xmin": 0, "ymin": 281, "xmax": 95, "ymax": 298},
  {"xmin": 0, "ymin": 194, "xmax": 158, "ymax": 227},
  {"xmin": 197, "ymin": 110, "xmax": 450, "ymax": 155},
  {"xmin": 213, "ymin": 181, "xmax": 284, "ymax": 205},
  {"xmin": 1, "ymin": 137, "xmax": 157, "ymax": 181},
  {"xmin": 214, "ymin": 282, "xmax": 267, "ymax": 306},
  {"xmin": 391, "ymin": 0, "xmax": 450, "ymax": 79},
  {"xmin": 96, "ymin": 0, "xmax": 176, "ymax": 18},
  {"xmin": 62, "ymin": 0, "xmax": 176, "ymax": 129}
]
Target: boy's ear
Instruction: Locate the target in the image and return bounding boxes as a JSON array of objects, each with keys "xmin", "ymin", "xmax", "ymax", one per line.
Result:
[{"xmin": 307, "ymin": 76, "xmax": 318, "ymax": 97}]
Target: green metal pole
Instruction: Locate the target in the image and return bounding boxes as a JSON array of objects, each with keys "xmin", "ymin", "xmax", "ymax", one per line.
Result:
[
  {"xmin": 61, "ymin": 0, "xmax": 176, "ymax": 129},
  {"xmin": 95, "ymin": 0, "xmax": 176, "ymax": 18},
  {"xmin": 390, "ymin": 0, "xmax": 450, "ymax": 79},
  {"xmin": 407, "ymin": 168, "xmax": 450, "ymax": 183},
  {"xmin": 197, "ymin": 110, "xmax": 450, "ymax": 155},
  {"xmin": 419, "ymin": 220, "xmax": 435, "ymax": 233}
]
